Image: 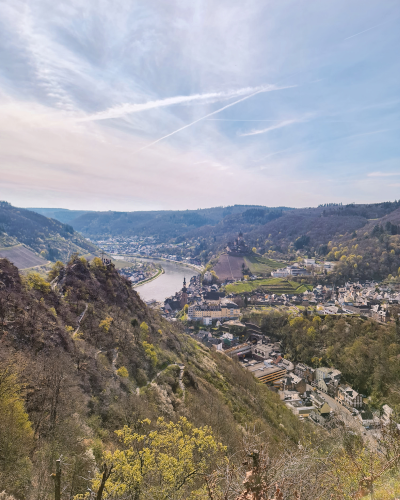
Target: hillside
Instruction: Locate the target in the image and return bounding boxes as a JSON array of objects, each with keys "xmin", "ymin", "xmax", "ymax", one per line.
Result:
[
  {"xmin": 0, "ymin": 255, "xmax": 306, "ymax": 499},
  {"xmin": 224, "ymin": 277, "xmax": 312, "ymax": 295},
  {"xmin": 28, "ymin": 205, "xmax": 291, "ymax": 242},
  {"xmin": 0, "ymin": 202, "xmax": 98, "ymax": 268},
  {"xmin": 26, "ymin": 208, "xmax": 92, "ymax": 224}
]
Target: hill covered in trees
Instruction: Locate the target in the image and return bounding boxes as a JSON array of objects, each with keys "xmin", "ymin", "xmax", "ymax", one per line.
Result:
[
  {"xmin": 28, "ymin": 201, "xmax": 400, "ymax": 281},
  {"xmin": 27, "ymin": 205, "xmax": 291, "ymax": 242},
  {"xmin": 4, "ymin": 256, "xmax": 400, "ymax": 498},
  {"xmin": 0, "ymin": 255, "xmax": 307, "ymax": 499},
  {"xmin": 0, "ymin": 202, "xmax": 97, "ymax": 268}
]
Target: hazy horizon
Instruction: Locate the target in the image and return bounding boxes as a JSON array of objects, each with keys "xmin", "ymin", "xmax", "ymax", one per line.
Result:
[{"xmin": 1, "ymin": 1, "xmax": 399, "ymax": 211}]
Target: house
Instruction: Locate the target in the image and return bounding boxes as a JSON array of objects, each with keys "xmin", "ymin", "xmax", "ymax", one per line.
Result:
[
  {"xmin": 286, "ymin": 400, "xmax": 316, "ymax": 419},
  {"xmin": 281, "ymin": 374, "xmax": 307, "ymax": 394},
  {"xmin": 271, "ymin": 268, "xmax": 290, "ymax": 278},
  {"xmin": 203, "ymin": 271, "xmax": 213, "ymax": 283},
  {"xmin": 337, "ymin": 385, "xmax": 363, "ymax": 408},
  {"xmin": 381, "ymin": 404, "xmax": 393, "ymax": 425},
  {"xmin": 279, "ymin": 390, "xmax": 302, "ymax": 402},
  {"xmin": 304, "ymin": 258, "xmax": 316, "ymax": 266},
  {"xmin": 315, "ymin": 368, "xmax": 341, "ymax": 396},
  {"xmin": 251, "ymin": 342, "xmax": 274, "ymax": 361},
  {"xmin": 294, "ymin": 363, "xmax": 315, "ymax": 383},
  {"xmin": 357, "ymin": 409, "xmax": 374, "ymax": 428},
  {"xmin": 324, "ymin": 305, "xmax": 339, "ymax": 315}
]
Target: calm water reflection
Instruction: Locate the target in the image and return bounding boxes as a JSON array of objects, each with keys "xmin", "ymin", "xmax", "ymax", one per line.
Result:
[{"xmin": 119, "ymin": 257, "xmax": 199, "ymax": 303}]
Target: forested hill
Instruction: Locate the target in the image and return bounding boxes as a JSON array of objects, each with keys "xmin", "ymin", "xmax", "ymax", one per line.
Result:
[
  {"xmin": 27, "ymin": 204, "xmax": 292, "ymax": 241},
  {"xmin": 0, "ymin": 256, "xmax": 304, "ymax": 498},
  {"xmin": 25, "ymin": 200, "xmax": 400, "ymax": 280},
  {"xmin": 0, "ymin": 202, "xmax": 97, "ymax": 267}
]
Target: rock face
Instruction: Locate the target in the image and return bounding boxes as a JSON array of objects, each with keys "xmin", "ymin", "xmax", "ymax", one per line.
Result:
[{"xmin": 0, "ymin": 258, "xmax": 22, "ymax": 291}]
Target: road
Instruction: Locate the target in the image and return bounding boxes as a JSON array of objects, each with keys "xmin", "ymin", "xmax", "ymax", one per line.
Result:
[{"xmin": 306, "ymin": 384, "xmax": 378, "ymax": 448}]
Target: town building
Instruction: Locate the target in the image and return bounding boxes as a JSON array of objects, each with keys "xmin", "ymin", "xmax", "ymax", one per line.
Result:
[
  {"xmin": 337, "ymin": 385, "xmax": 363, "ymax": 408},
  {"xmin": 187, "ymin": 300, "xmax": 240, "ymax": 324},
  {"xmin": 294, "ymin": 363, "xmax": 315, "ymax": 383},
  {"xmin": 315, "ymin": 367, "xmax": 341, "ymax": 396},
  {"xmin": 246, "ymin": 361, "xmax": 287, "ymax": 385}
]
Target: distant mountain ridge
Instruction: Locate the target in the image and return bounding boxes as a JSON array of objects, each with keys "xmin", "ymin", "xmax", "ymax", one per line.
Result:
[
  {"xmin": 26, "ymin": 207, "xmax": 93, "ymax": 224},
  {"xmin": 27, "ymin": 205, "xmax": 293, "ymax": 241}
]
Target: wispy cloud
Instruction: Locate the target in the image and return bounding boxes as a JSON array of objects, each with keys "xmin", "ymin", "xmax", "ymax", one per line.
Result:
[
  {"xmin": 239, "ymin": 118, "xmax": 304, "ymax": 137},
  {"xmin": 253, "ymin": 148, "xmax": 292, "ymax": 162},
  {"xmin": 78, "ymin": 86, "xmax": 272, "ymax": 122},
  {"xmin": 367, "ymin": 171, "xmax": 400, "ymax": 177},
  {"xmin": 206, "ymin": 119, "xmax": 285, "ymax": 122},
  {"xmin": 136, "ymin": 84, "xmax": 295, "ymax": 151}
]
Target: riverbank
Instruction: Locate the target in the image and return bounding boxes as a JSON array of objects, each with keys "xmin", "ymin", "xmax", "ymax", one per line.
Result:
[
  {"xmin": 132, "ymin": 266, "xmax": 164, "ymax": 288},
  {"xmin": 115, "ymin": 254, "xmax": 204, "ymax": 273}
]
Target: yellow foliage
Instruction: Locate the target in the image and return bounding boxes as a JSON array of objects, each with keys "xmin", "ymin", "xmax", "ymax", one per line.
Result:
[
  {"xmin": 0, "ymin": 367, "xmax": 33, "ymax": 491},
  {"xmin": 289, "ymin": 316, "xmax": 305, "ymax": 328},
  {"xmin": 99, "ymin": 316, "xmax": 113, "ymax": 332},
  {"xmin": 142, "ymin": 341, "xmax": 158, "ymax": 367},
  {"xmin": 91, "ymin": 257, "xmax": 104, "ymax": 267},
  {"xmin": 140, "ymin": 321, "xmax": 149, "ymax": 341},
  {"xmin": 117, "ymin": 366, "xmax": 129, "ymax": 378},
  {"xmin": 90, "ymin": 417, "xmax": 225, "ymax": 500},
  {"xmin": 25, "ymin": 272, "xmax": 51, "ymax": 293},
  {"xmin": 47, "ymin": 260, "xmax": 64, "ymax": 281}
]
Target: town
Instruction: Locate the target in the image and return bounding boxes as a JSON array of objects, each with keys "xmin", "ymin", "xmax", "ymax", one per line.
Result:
[
  {"xmin": 92, "ymin": 236, "xmax": 202, "ymax": 266},
  {"xmin": 189, "ymin": 319, "xmax": 395, "ymax": 440}
]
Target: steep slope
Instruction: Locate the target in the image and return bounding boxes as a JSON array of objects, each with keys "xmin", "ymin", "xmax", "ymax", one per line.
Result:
[
  {"xmin": 0, "ymin": 256, "xmax": 305, "ymax": 498},
  {"xmin": 0, "ymin": 201, "xmax": 97, "ymax": 266}
]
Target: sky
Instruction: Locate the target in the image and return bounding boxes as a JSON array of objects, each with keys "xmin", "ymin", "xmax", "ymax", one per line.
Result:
[{"xmin": 0, "ymin": 0, "xmax": 399, "ymax": 211}]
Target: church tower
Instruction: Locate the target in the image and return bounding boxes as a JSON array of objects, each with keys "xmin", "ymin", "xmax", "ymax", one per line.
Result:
[{"xmin": 180, "ymin": 277, "xmax": 188, "ymax": 308}]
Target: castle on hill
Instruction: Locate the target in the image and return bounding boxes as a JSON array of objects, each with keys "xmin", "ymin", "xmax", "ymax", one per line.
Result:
[{"xmin": 226, "ymin": 231, "xmax": 250, "ymax": 256}]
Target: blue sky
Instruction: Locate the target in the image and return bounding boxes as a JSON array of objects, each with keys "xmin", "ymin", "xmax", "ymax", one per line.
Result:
[{"xmin": 0, "ymin": 0, "xmax": 399, "ymax": 210}]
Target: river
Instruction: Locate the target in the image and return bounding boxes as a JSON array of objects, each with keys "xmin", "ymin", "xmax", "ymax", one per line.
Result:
[{"xmin": 115, "ymin": 256, "xmax": 199, "ymax": 303}]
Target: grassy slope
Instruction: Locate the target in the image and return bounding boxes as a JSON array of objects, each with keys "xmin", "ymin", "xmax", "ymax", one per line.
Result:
[
  {"xmin": 225, "ymin": 277, "xmax": 313, "ymax": 295},
  {"xmin": 244, "ymin": 253, "xmax": 285, "ymax": 274}
]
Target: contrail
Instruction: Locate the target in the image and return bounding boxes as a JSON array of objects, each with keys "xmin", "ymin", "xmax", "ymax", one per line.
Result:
[
  {"xmin": 77, "ymin": 86, "xmax": 268, "ymax": 122},
  {"xmin": 344, "ymin": 22, "xmax": 385, "ymax": 41},
  {"xmin": 239, "ymin": 118, "xmax": 301, "ymax": 137},
  {"xmin": 206, "ymin": 119, "xmax": 283, "ymax": 122},
  {"xmin": 136, "ymin": 84, "xmax": 295, "ymax": 152}
]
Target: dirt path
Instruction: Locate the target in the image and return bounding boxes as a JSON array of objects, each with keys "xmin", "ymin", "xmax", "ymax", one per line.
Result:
[{"xmin": 73, "ymin": 303, "xmax": 88, "ymax": 336}]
